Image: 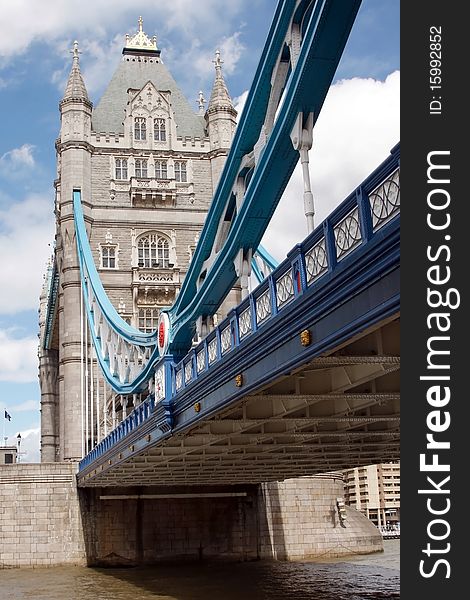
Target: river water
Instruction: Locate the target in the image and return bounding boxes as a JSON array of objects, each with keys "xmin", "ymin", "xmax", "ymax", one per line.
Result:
[{"xmin": 0, "ymin": 539, "xmax": 399, "ymax": 600}]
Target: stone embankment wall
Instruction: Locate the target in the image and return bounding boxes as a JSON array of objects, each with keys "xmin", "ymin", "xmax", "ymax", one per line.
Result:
[
  {"xmin": 1, "ymin": 467, "xmax": 381, "ymax": 568},
  {"xmin": 0, "ymin": 464, "xmax": 86, "ymax": 568}
]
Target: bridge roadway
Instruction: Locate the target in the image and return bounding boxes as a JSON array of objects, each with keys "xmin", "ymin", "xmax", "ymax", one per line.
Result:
[{"xmin": 77, "ymin": 145, "xmax": 400, "ymax": 487}]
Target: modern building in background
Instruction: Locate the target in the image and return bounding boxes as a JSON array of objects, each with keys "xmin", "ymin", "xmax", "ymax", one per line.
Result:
[
  {"xmin": 38, "ymin": 19, "xmax": 238, "ymax": 462},
  {"xmin": 343, "ymin": 462, "xmax": 400, "ymax": 528}
]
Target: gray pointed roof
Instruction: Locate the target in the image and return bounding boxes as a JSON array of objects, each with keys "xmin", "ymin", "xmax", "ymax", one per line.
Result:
[
  {"xmin": 207, "ymin": 67, "xmax": 233, "ymax": 111},
  {"xmin": 205, "ymin": 50, "xmax": 236, "ymax": 119},
  {"xmin": 92, "ymin": 57, "xmax": 206, "ymax": 138},
  {"xmin": 62, "ymin": 42, "xmax": 90, "ymax": 104}
]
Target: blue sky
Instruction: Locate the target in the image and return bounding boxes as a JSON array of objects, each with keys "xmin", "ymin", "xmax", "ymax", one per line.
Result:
[{"xmin": 0, "ymin": 0, "xmax": 399, "ymax": 461}]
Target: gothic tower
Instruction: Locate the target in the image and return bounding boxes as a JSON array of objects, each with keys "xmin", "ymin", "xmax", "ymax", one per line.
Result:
[
  {"xmin": 39, "ymin": 20, "xmax": 237, "ymax": 461},
  {"xmin": 205, "ymin": 50, "xmax": 238, "ymax": 189}
]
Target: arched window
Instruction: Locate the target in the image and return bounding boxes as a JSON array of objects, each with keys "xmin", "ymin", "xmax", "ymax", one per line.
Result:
[
  {"xmin": 155, "ymin": 160, "xmax": 168, "ymax": 179},
  {"xmin": 138, "ymin": 307, "xmax": 159, "ymax": 333},
  {"xmin": 137, "ymin": 233, "xmax": 170, "ymax": 268},
  {"xmin": 115, "ymin": 158, "xmax": 128, "ymax": 179},
  {"xmin": 135, "ymin": 158, "xmax": 148, "ymax": 178},
  {"xmin": 154, "ymin": 118, "xmax": 166, "ymax": 141},
  {"xmin": 174, "ymin": 161, "xmax": 187, "ymax": 182},
  {"xmin": 134, "ymin": 117, "xmax": 147, "ymax": 141}
]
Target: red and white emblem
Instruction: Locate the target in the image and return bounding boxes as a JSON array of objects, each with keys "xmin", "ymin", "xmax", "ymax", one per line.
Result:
[{"xmin": 157, "ymin": 312, "xmax": 170, "ymax": 356}]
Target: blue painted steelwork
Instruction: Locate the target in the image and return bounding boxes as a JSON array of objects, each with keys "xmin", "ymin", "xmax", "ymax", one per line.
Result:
[
  {"xmin": 252, "ymin": 245, "xmax": 279, "ymax": 284},
  {"xmin": 78, "ymin": 144, "xmax": 400, "ymax": 473},
  {"xmin": 166, "ymin": 0, "xmax": 363, "ymax": 354},
  {"xmin": 74, "ymin": 190, "xmax": 161, "ymax": 392}
]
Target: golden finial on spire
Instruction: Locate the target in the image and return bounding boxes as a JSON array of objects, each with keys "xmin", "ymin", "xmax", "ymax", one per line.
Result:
[{"xmin": 124, "ymin": 17, "xmax": 159, "ymax": 52}]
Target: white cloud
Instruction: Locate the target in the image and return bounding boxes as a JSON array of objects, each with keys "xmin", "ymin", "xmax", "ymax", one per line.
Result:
[
  {"xmin": 7, "ymin": 427, "xmax": 40, "ymax": 463},
  {"xmin": 218, "ymin": 32, "xmax": 245, "ymax": 75},
  {"xmin": 233, "ymin": 90, "xmax": 248, "ymax": 116},
  {"xmin": 234, "ymin": 90, "xmax": 249, "ymax": 120},
  {"xmin": 10, "ymin": 399, "xmax": 39, "ymax": 413},
  {"xmin": 52, "ymin": 35, "xmax": 123, "ymax": 96},
  {"xmin": 0, "ymin": 194, "xmax": 55, "ymax": 314},
  {"xmin": 0, "ymin": 330, "xmax": 38, "ymax": 382},
  {"xmin": 261, "ymin": 71, "xmax": 400, "ymax": 258},
  {"xmin": 0, "ymin": 0, "xmax": 249, "ymax": 58},
  {"xmin": 1, "ymin": 1, "xmax": 250, "ymax": 105},
  {"xmin": 189, "ymin": 31, "xmax": 245, "ymax": 83},
  {"xmin": 0, "ymin": 143, "xmax": 35, "ymax": 174}
]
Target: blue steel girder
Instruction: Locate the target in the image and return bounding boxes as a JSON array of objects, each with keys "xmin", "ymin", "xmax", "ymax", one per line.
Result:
[
  {"xmin": 74, "ymin": 190, "xmax": 160, "ymax": 393},
  {"xmin": 166, "ymin": 0, "xmax": 362, "ymax": 355}
]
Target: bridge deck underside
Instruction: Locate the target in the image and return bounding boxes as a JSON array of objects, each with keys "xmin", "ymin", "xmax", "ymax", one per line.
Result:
[{"xmin": 80, "ymin": 319, "xmax": 399, "ymax": 486}]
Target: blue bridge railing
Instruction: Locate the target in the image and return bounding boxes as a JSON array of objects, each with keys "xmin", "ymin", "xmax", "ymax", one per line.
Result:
[{"xmin": 79, "ymin": 143, "xmax": 400, "ymax": 471}]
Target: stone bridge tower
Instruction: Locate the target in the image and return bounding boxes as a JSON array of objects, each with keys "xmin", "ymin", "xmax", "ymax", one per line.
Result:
[{"xmin": 39, "ymin": 19, "xmax": 237, "ymax": 461}]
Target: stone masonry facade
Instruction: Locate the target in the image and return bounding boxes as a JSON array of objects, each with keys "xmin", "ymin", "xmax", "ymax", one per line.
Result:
[{"xmin": 0, "ymin": 464, "xmax": 86, "ymax": 568}]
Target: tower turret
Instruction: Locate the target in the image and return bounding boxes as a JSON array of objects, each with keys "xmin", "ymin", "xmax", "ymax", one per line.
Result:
[
  {"xmin": 205, "ymin": 50, "xmax": 237, "ymax": 189},
  {"xmin": 59, "ymin": 41, "xmax": 92, "ymax": 143},
  {"xmin": 48, "ymin": 41, "xmax": 93, "ymax": 461}
]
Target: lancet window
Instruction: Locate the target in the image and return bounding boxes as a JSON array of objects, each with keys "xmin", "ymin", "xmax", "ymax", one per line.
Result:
[
  {"xmin": 134, "ymin": 117, "xmax": 147, "ymax": 141},
  {"xmin": 154, "ymin": 118, "xmax": 166, "ymax": 141},
  {"xmin": 137, "ymin": 233, "xmax": 170, "ymax": 269},
  {"xmin": 174, "ymin": 161, "xmax": 187, "ymax": 182},
  {"xmin": 115, "ymin": 158, "xmax": 128, "ymax": 179},
  {"xmin": 138, "ymin": 307, "xmax": 159, "ymax": 333},
  {"xmin": 155, "ymin": 160, "xmax": 168, "ymax": 179},
  {"xmin": 135, "ymin": 158, "xmax": 148, "ymax": 178}
]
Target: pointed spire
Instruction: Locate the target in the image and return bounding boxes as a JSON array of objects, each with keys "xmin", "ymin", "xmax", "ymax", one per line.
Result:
[
  {"xmin": 61, "ymin": 40, "xmax": 90, "ymax": 104},
  {"xmin": 206, "ymin": 49, "xmax": 236, "ymax": 114}
]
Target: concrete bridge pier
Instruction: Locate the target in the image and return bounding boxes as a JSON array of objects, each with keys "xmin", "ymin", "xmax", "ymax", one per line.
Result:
[
  {"xmin": 78, "ymin": 474, "xmax": 382, "ymax": 566},
  {"xmin": 0, "ymin": 465, "xmax": 381, "ymax": 568}
]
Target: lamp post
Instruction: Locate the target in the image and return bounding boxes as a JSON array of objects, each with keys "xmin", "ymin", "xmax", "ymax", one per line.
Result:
[{"xmin": 17, "ymin": 433, "xmax": 21, "ymax": 463}]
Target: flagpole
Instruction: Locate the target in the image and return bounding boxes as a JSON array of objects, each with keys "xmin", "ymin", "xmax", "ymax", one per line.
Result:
[{"xmin": 3, "ymin": 407, "xmax": 6, "ymax": 447}]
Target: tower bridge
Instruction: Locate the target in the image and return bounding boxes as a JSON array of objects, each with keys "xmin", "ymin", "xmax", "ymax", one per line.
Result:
[{"xmin": 30, "ymin": 0, "xmax": 400, "ymax": 566}]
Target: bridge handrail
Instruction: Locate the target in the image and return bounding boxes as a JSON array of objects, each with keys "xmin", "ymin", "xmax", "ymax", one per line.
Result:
[{"xmin": 79, "ymin": 144, "xmax": 400, "ymax": 471}]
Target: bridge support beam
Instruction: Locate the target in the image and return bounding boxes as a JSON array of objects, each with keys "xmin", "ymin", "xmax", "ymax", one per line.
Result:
[{"xmin": 291, "ymin": 112, "xmax": 314, "ymax": 233}]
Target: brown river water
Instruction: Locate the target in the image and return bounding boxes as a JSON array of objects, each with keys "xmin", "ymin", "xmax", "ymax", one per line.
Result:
[{"xmin": 0, "ymin": 539, "xmax": 399, "ymax": 600}]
